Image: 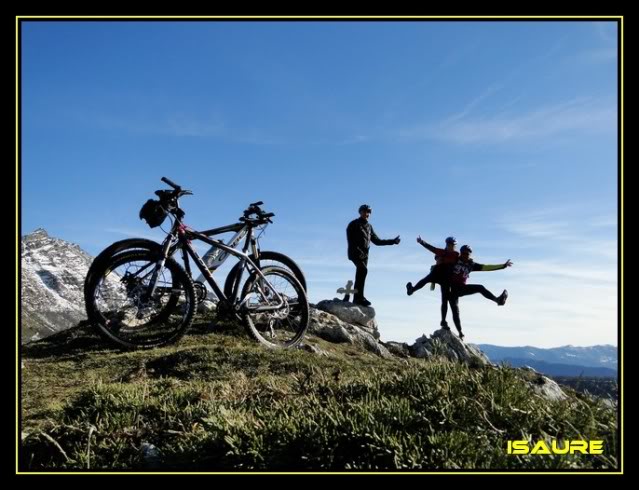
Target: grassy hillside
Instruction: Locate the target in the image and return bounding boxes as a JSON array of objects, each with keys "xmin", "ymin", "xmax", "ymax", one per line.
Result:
[{"xmin": 20, "ymin": 317, "xmax": 618, "ymax": 471}]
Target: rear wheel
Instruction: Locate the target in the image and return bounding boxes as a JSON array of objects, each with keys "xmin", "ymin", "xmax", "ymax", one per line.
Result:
[
  {"xmin": 240, "ymin": 266, "xmax": 309, "ymax": 349},
  {"xmin": 86, "ymin": 250, "xmax": 196, "ymax": 349},
  {"xmin": 84, "ymin": 239, "xmax": 161, "ymax": 309}
]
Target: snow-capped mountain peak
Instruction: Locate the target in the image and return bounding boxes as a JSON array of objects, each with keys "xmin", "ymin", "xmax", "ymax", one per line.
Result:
[{"xmin": 21, "ymin": 229, "xmax": 93, "ymax": 342}]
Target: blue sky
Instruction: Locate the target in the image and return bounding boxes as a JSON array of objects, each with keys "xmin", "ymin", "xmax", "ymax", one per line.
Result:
[{"xmin": 20, "ymin": 20, "xmax": 619, "ymax": 347}]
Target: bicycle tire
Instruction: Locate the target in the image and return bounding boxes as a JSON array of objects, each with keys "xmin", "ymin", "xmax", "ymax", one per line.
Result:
[
  {"xmin": 86, "ymin": 250, "xmax": 196, "ymax": 349},
  {"xmin": 224, "ymin": 250, "xmax": 307, "ymax": 299},
  {"xmin": 240, "ymin": 266, "xmax": 309, "ymax": 349}
]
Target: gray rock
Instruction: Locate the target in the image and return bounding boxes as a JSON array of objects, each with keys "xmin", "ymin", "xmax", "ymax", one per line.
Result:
[
  {"xmin": 529, "ymin": 374, "xmax": 568, "ymax": 401},
  {"xmin": 140, "ymin": 442, "xmax": 161, "ymax": 469},
  {"xmin": 315, "ymin": 299, "xmax": 379, "ymax": 337},
  {"xmin": 197, "ymin": 300, "xmax": 217, "ymax": 315},
  {"xmin": 410, "ymin": 334, "xmax": 434, "ymax": 359},
  {"xmin": 298, "ymin": 343, "xmax": 329, "ymax": 356},
  {"xmin": 309, "ymin": 308, "xmax": 391, "ymax": 358},
  {"xmin": 383, "ymin": 341, "xmax": 412, "ymax": 358},
  {"xmin": 409, "ymin": 329, "xmax": 492, "ymax": 367}
]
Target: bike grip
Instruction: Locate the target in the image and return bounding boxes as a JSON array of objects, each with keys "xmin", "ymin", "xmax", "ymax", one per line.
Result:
[
  {"xmin": 264, "ymin": 212, "xmax": 275, "ymax": 218},
  {"xmin": 250, "ymin": 201, "xmax": 264, "ymax": 207},
  {"xmin": 161, "ymin": 177, "xmax": 180, "ymax": 189}
]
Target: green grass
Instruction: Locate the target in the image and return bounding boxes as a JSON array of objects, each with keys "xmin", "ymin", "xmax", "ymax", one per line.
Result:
[{"xmin": 20, "ymin": 319, "xmax": 618, "ymax": 471}]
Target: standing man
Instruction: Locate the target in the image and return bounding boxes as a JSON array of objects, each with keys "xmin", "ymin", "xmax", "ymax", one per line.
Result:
[{"xmin": 346, "ymin": 204, "xmax": 400, "ymax": 306}]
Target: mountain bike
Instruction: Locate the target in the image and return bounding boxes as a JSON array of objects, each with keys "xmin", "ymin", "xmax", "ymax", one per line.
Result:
[
  {"xmin": 84, "ymin": 200, "xmax": 306, "ymax": 308},
  {"xmin": 85, "ymin": 177, "xmax": 309, "ymax": 350}
]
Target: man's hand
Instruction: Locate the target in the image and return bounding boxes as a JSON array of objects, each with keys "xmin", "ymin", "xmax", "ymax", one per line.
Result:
[
  {"xmin": 504, "ymin": 259, "xmax": 513, "ymax": 268},
  {"xmin": 416, "ymin": 235, "xmax": 424, "ymax": 244},
  {"xmin": 393, "ymin": 235, "xmax": 401, "ymax": 245}
]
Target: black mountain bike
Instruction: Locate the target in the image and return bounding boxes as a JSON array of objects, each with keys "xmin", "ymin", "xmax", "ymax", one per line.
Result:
[
  {"xmin": 84, "ymin": 199, "xmax": 306, "ymax": 307},
  {"xmin": 85, "ymin": 178, "xmax": 309, "ymax": 350}
]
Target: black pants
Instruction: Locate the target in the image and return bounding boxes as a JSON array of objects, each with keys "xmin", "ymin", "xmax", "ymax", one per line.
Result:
[
  {"xmin": 412, "ymin": 263, "xmax": 452, "ymax": 290},
  {"xmin": 350, "ymin": 258, "xmax": 368, "ymax": 300},
  {"xmin": 448, "ymin": 284, "xmax": 500, "ymax": 331},
  {"xmin": 412, "ymin": 265, "xmax": 450, "ymax": 322}
]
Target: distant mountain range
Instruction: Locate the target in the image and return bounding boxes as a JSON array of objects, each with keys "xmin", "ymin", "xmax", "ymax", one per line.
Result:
[{"xmin": 476, "ymin": 344, "xmax": 618, "ymax": 378}]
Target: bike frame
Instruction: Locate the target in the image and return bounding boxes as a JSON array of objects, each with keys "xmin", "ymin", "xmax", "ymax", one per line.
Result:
[
  {"xmin": 191, "ymin": 220, "xmax": 266, "ymax": 282},
  {"xmin": 150, "ymin": 216, "xmax": 264, "ymax": 282},
  {"xmin": 147, "ymin": 215, "xmax": 285, "ymax": 313}
]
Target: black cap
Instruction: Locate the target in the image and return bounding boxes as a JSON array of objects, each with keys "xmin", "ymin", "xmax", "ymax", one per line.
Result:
[{"xmin": 359, "ymin": 204, "xmax": 372, "ymax": 213}]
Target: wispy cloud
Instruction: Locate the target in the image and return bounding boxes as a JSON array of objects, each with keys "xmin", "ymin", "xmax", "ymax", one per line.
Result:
[
  {"xmin": 338, "ymin": 134, "xmax": 372, "ymax": 145},
  {"xmin": 498, "ymin": 207, "xmax": 618, "ymax": 261},
  {"xmin": 397, "ymin": 97, "xmax": 616, "ymax": 145},
  {"xmin": 163, "ymin": 116, "xmax": 225, "ymax": 138},
  {"xmin": 91, "ymin": 113, "xmax": 223, "ymax": 138},
  {"xmin": 444, "ymin": 83, "xmax": 505, "ymax": 124},
  {"xmin": 86, "ymin": 112, "xmax": 282, "ymax": 145},
  {"xmin": 499, "ymin": 207, "xmax": 618, "ymax": 238},
  {"xmin": 512, "ymin": 260, "xmax": 616, "ymax": 284},
  {"xmin": 575, "ymin": 48, "xmax": 617, "ymax": 65}
]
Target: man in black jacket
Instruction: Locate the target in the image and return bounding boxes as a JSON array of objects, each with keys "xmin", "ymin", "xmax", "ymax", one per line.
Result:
[{"xmin": 346, "ymin": 204, "xmax": 400, "ymax": 306}]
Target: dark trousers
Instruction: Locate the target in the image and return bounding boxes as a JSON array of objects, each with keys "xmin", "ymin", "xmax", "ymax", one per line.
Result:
[
  {"xmin": 412, "ymin": 264, "xmax": 449, "ymax": 292},
  {"xmin": 350, "ymin": 258, "xmax": 368, "ymax": 300},
  {"xmin": 448, "ymin": 284, "xmax": 499, "ymax": 331},
  {"xmin": 413, "ymin": 265, "xmax": 450, "ymax": 322}
]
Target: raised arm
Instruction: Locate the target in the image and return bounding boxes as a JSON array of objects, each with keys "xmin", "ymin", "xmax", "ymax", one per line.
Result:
[{"xmin": 416, "ymin": 235, "xmax": 444, "ymax": 255}]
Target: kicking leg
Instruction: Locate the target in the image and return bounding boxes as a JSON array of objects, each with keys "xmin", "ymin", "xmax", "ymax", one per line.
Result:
[{"xmin": 459, "ymin": 284, "xmax": 500, "ymax": 303}]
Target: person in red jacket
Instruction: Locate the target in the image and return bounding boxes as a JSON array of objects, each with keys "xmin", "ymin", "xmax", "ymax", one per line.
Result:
[
  {"xmin": 406, "ymin": 235, "xmax": 459, "ymax": 328},
  {"xmin": 448, "ymin": 244, "xmax": 513, "ymax": 340}
]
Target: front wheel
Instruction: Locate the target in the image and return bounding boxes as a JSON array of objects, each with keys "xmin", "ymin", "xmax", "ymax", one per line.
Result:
[
  {"xmin": 240, "ymin": 266, "xmax": 309, "ymax": 349},
  {"xmin": 224, "ymin": 250, "xmax": 307, "ymax": 299},
  {"xmin": 86, "ymin": 250, "xmax": 196, "ymax": 349}
]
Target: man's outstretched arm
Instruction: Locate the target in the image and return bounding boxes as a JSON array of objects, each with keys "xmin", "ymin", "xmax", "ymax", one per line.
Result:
[
  {"xmin": 475, "ymin": 259, "xmax": 513, "ymax": 271},
  {"xmin": 371, "ymin": 227, "xmax": 400, "ymax": 246}
]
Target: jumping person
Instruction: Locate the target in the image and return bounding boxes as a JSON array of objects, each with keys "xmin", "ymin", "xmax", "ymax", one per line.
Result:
[
  {"xmin": 448, "ymin": 244, "xmax": 513, "ymax": 340},
  {"xmin": 406, "ymin": 236, "xmax": 459, "ymax": 329}
]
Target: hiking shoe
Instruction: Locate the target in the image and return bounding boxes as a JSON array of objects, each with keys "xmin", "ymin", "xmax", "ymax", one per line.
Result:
[
  {"xmin": 354, "ymin": 297, "xmax": 372, "ymax": 307},
  {"xmin": 406, "ymin": 282, "xmax": 413, "ymax": 296},
  {"xmin": 458, "ymin": 331, "xmax": 465, "ymax": 340},
  {"xmin": 440, "ymin": 320, "xmax": 451, "ymax": 331},
  {"xmin": 498, "ymin": 289, "xmax": 508, "ymax": 306}
]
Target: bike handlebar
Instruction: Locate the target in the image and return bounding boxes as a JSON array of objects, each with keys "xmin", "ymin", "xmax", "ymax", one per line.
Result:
[
  {"xmin": 161, "ymin": 177, "xmax": 181, "ymax": 190},
  {"xmin": 239, "ymin": 213, "xmax": 274, "ymax": 225},
  {"xmin": 156, "ymin": 180, "xmax": 271, "ymax": 223},
  {"xmin": 242, "ymin": 204, "xmax": 275, "ymax": 221}
]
